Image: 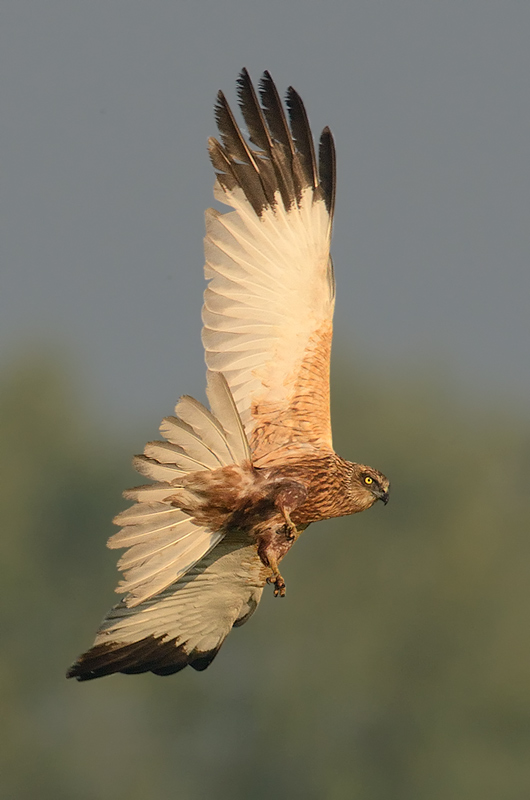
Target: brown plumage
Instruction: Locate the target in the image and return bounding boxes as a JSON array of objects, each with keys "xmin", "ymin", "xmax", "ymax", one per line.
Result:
[{"xmin": 67, "ymin": 70, "xmax": 389, "ymax": 682}]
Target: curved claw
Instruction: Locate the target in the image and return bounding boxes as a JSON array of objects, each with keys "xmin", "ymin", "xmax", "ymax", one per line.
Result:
[{"xmin": 266, "ymin": 573, "xmax": 286, "ymax": 597}]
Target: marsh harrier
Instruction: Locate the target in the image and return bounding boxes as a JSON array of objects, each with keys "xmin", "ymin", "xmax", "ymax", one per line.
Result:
[{"xmin": 67, "ymin": 70, "xmax": 389, "ymax": 681}]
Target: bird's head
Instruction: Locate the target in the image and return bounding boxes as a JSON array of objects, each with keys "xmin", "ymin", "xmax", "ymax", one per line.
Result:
[{"xmin": 350, "ymin": 464, "xmax": 390, "ymax": 510}]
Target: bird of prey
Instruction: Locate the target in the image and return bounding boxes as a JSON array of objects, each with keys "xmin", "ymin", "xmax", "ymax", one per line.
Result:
[{"xmin": 67, "ymin": 70, "xmax": 389, "ymax": 681}]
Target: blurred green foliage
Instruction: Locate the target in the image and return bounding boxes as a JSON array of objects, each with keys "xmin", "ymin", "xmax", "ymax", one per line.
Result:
[{"xmin": 1, "ymin": 349, "xmax": 530, "ymax": 800}]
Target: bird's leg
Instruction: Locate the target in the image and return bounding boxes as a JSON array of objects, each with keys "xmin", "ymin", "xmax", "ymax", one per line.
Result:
[
  {"xmin": 256, "ymin": 479, "xmax": 307, "ymax": 598},
  {"xmin": 265, "ymin": 552, "xmax": 286, "ymax": 598},
  {"xmin": 278, "ymin": 504, "xmax": 299, "ymax": 541},
  {"xmin": 274, "ymin": 480, "xmax": 307, "ymax": 541}
]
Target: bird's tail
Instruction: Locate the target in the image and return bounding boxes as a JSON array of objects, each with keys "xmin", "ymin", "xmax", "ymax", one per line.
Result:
[{"xmin": 107, "ymin": 370, "xmax": 251, "ymax": 608}]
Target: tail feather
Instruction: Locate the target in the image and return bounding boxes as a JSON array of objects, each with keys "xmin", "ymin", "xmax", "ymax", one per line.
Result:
[
  {"xmin": 143, "ymin": 441, "xmax": 210, "ymax": 471},
  {"xmin": 132, "ymin": 455, "xmax": 186, "ymax": 483},
  {"xmin": 159, "ymin": 415, "xmax": 224, "ymax": 468},
  {"xmin": 174, "ymin": 394, "xmax": 235, "ymax": 465},
  {"xmin": 206, "ymin": 369, "xmax": 251, "ymax": 464},
  {"xmin": 122, "ymin": 483, "xmax": 179, "ymax": 504},
  {"xmin": 110, "ymin": 372, "xmax": 249, "ymax": 608}
]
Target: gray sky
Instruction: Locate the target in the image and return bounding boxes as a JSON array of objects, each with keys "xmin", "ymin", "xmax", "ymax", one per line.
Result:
[{"xmin": 2, "ymin": 0, "xmax": 529, "ymax": 428}]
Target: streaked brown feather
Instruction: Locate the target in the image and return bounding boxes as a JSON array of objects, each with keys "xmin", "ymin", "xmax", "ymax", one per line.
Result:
[{"xmin": 249, "ymin": 319, "xmax": 334, "ymax": 464}]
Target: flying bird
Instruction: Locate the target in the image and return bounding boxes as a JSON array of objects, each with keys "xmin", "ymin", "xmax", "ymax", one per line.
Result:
[{"xmin": 67, "ymin": 70, "xmax": 389, "ymax": 681}]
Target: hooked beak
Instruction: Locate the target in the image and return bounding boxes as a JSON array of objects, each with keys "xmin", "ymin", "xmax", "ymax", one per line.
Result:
[{"xmin": 375, "ymin": 487, "xmax": 390, "ymax": 505}]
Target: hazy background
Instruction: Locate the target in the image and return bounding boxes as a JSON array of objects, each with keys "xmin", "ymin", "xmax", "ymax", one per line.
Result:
[
  {"xmin": 1, "ymin": 1, "xmax": 529, "ymax": 798},
  {"xmin": 2, "ymin": 0, "xmax": 530, "ymax": 421}
]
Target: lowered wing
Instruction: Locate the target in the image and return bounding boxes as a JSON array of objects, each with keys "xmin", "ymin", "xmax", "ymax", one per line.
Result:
[{"xmin": 67, "ymin": 530, "xmax": 266, "ymax": 680}]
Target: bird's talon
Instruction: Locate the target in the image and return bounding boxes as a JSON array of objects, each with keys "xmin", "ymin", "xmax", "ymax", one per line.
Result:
[{"xmin": 285, "ymin": 521, "xmax": 298, "ymax": 541}]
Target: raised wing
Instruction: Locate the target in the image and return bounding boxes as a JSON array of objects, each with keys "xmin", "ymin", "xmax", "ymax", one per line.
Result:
[{"xmin": 203, "ymin": 70, "xmax": 336, "ymax": 466}]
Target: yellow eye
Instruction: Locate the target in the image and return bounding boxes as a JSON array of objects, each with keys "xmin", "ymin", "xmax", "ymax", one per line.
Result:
[{"xmin": 364, "ymin": 476, "xmax": 373, "ymax": 485}]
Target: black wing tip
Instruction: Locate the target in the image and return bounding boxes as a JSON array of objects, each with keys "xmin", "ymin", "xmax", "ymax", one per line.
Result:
[
  {"xmin": 284, "ymin": 84, "xmax": 308, "ymax": 119},
  {"xmin": 258, "ymin": 70, "xmax": 277, "ymax": 99},
  {"xmin": 213, "ymin": 91, "xmax": 231, "ymax": 129},
  {"xmin": 284, "ymin": 85, "xmax": 301, "ymax": 123},
  {"xmin": 236, "ymin": 66, "xmax": 251, "ymax": 88},
  {"xmin": 66, "ymin": 636, "xmax": 222, "ymax": 681},
  {"xmin": 284, "ymin": 84, "xmax": 318, "ymax": 190},
  {"xmin": 212, "ymin": 71, "xmax": 334, "ymax": 216},
  {"xmin": 214, "ymin": 89, "xmax": 227, "ymax": 110},
  {"xmin": 319, "ymin": 126, "xmax": 336, "ymax": 217},
  {"xmin": 238, "ymin": 68, "xmax": 276, "ymax": 103}
]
